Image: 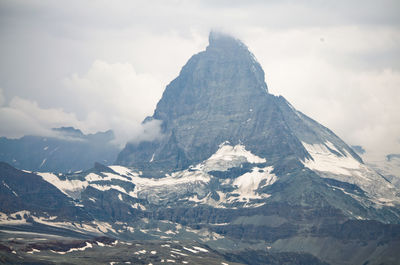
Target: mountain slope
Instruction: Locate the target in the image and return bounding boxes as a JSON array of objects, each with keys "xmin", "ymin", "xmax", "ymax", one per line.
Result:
[
  {"xmin": 0, "ymin": 162, "xmax": 89, "ymax": 220},
  {"xmin": 116, "ymin": 32, "xmax": 399, "ymax": 216}
]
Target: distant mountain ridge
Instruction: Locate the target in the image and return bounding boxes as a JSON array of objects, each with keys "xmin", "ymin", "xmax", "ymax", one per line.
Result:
[{"xmin": 0, "ymin": 127, "xmax": 120, "ymax": 172}]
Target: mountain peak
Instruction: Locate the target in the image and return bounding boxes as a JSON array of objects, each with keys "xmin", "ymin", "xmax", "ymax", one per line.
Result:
[
  {"xmin": 117, "ymin": 33, "xmax": 361, "ymax": 177},
  {"xmin": 52, "ymin": 126, "xmax": 84, "ymax": 138},
  {"xmin": 208, "ymin": 31, "xmax": 245, "ymax": 49}
]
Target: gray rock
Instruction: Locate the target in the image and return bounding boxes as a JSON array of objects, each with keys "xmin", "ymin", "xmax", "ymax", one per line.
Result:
[{"xmin": 117, "ymin": 32, "xmax": 361, "ymax": 176}]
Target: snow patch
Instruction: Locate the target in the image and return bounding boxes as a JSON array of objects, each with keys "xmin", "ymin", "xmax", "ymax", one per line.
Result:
[
  {"xmin": 194, "ymin": 142, "xmax": 266, "ymax": 172},
  {"xmin": 51, "ymin": 242, "xmax": 93, "ymax": 254},
  {"xmin": 109, "ymin": 165, "xmax": 137, "ymax": 176},
  {"xmin": 302, "ymin": 142, "xmax": 360, "ymax": 176},
  {"xmin": 302, "ymin": 141, "xmax": 400, "ymax": 205},
  {"xmin": 0, "ymin": 211, "xmax": 30, "ymax": 225},
  {"xmin": 2, "ymin": 181, "xmax": 18, "ymax": 197},
  {"xmin": 183, "ymin": 246, "xmax": 198, "ymax": 253},
  {"xmin": 232, "ymin": 166, "xmax": 276, "ymax": 200},
  {"xmin": 27, "ymin": 248, "xmax": 40, "ymax": 254},
  {"xmin": 192, "ymin": 246, "xmax": 208, "ymax": 252},
  {"xmin": 39, "ymin": 158, "xmax": 47, "ymax": 168},
  {"xmin": 39, "ymin": 172, "xmax": 88, "ymax": 198}
]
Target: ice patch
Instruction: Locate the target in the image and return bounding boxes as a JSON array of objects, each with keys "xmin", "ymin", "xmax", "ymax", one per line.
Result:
[
  {"xmin": 195, "ymin": 142, "xmax": 266, "ymax": 172},
  {"xmin": 302, "ymin": 142, "xmax": 360, "ymax": 176},
  {"xmin": 233, "ymin": 166, "xmax": 276, "ymax": 200},
  {"xmin": 302, "ymin": 141, "xmax": 400, "ymax": 206},
  {"xmin": 187, "ymin": 166, "xmax": 276, "ymax": 208}
]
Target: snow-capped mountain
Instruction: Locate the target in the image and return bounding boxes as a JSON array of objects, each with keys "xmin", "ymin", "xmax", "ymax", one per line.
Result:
[
  {"xmin": 115, "ymin": 31, "xmax": 399, "ymax": 218},
  {"xmin": 1, "ymin": 32, "xmax": 400, "ymax": 265}
]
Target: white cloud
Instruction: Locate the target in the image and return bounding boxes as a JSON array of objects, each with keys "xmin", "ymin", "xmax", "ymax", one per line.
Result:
[
  {"xmin": 0, "ymin": 97, "xmax": 83, "ymax": 138},
  {"xmin": 0, "ymin": 61, "xmax": 166, "ymax": 145},
  {"xmin": 243, "ymin": 26, "xmax": 400, "ymax": 160},
  {"xmin": 63, "ymin": 60, "xmax": 165, "ymax": 146}
]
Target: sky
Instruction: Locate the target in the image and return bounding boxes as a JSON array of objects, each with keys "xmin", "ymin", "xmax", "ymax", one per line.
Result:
[{"xmin": 0, "ymin": 0, "xmax": 399, "ymax": 161}]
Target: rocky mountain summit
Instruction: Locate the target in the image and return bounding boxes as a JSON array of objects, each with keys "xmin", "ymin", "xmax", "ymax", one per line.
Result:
[
  {"xmin": 117, "ymin": 32, "xmax": 361, "ymax": 176},
  {"xmin": 1, "ymin": 32, "xmax": 400, "ymax": 265},
  {"xmin": 115, "ymin": 32, "xmax": 400, "ymax": 221}
]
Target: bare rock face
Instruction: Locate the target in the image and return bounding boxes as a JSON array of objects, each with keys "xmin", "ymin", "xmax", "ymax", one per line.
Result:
[{"xmin": 117, "ymin": 32, "xmax": 359, "ymax": 177}]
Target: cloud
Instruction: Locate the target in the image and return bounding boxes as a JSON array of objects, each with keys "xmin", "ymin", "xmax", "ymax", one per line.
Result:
[
  {"xmin": 0, "ymin": 61, "xmax": 166, "ymax": 146},
  {"xmin": 0, "ymin": 96, "xmax": 83, "ymax": 138},
  {"xmin": 129, "ymin": 119, "xmax": 165, "ymax": 144},
  {"xmin": 243, "ymin": 26, "xmax": 400, "ymax": 160},
  {"xmin": 63, "ymin": 60, "xmax": 164, "ymax": 146}
]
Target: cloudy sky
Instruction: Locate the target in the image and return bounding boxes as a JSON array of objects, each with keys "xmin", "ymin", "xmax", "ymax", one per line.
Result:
[{"xmin": 0, "ymin": 0, "xmax": 399, "ymax": 161}]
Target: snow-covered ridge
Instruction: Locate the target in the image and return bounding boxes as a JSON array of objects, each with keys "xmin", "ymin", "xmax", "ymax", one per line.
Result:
[
  {"xmin": 302, "ymin": 141, "xmax": 399, "ymax": 206},
  {"xmin": 302, "ymin": 141, "xmax": 360, "ymax": 176},
  {"xmin": 38, "ymin": 142, "xmax": 273, "ymax": 208}
]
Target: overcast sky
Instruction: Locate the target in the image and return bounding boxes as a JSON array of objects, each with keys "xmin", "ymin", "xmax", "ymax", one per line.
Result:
[{"xmin": 0, "ymin": 0, "xmax": 399, "ymax": 161}]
